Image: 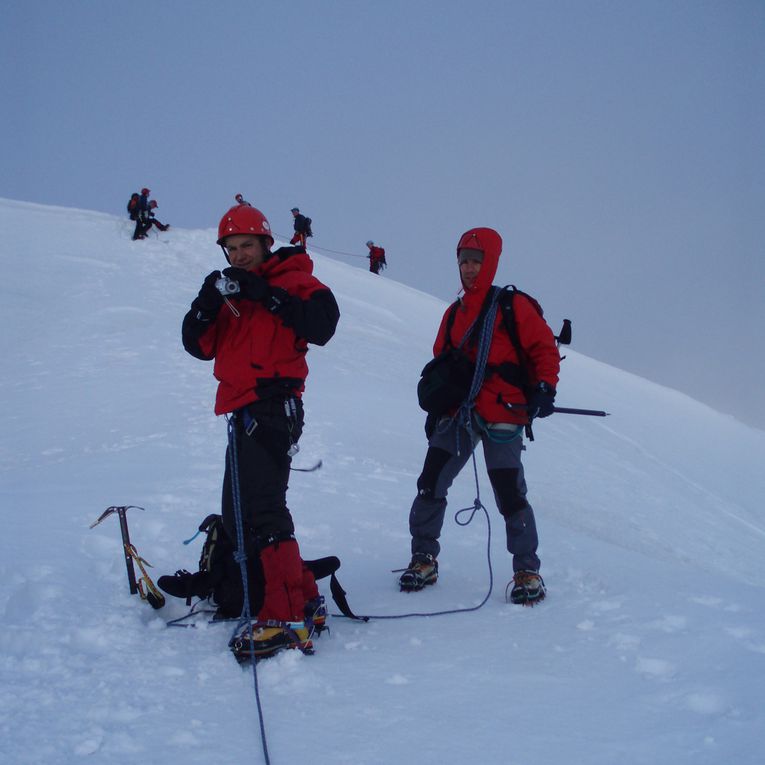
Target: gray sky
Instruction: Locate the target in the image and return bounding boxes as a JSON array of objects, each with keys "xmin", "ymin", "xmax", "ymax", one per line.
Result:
[{"xmin": 3, "ymin": 0, "xmax": 763, "ymax": 429}]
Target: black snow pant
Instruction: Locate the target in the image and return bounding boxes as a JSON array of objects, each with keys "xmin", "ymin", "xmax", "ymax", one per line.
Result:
[
  {"xmin": 408, "ymin": 413, "xmax": 541, "ymax": 573},
  {"xmin": 132, "ymin": 217, "xmax": 147, "ymax": 240},
  {"xmin": 221, "ymin": 397, "xmax": 304, "ymax": 552}
]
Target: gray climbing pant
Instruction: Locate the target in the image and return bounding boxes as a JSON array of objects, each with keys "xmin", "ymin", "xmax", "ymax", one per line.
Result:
[{"xmin": 408, "ymin": 414, "xmax": 541, "ymax": 573}]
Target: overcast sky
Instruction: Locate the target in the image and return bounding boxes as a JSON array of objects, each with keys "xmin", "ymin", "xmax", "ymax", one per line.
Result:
[{"xmin": 2, "ymin": 0, "xmax": 763, "ymax": 429}]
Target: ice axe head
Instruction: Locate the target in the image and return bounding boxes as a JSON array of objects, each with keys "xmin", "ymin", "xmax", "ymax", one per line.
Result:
[{"xmin": 89, "ymin": 505, "xmax": 144, "ymax": 528}]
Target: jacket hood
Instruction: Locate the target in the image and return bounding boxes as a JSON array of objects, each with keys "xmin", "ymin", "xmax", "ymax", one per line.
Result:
[
  {"xmin": 258, "ymin": 246, "xmax": 314, "ymax": 278},
  {"xmin": 456, "ymin": 227, "xmax": 502, "ymax": 307}
]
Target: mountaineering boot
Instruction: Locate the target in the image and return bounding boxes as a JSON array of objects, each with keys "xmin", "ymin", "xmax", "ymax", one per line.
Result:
[
  {"xmin": 399, "ymin": 553, "xmax": 438, "ymax": 591},
  {"xmin": 507, "ymin": 570, "xmax": 546, "ymax": 606},
  {"xmin": 229, "ymin": 620, "xmax": 313, "ymax": 662}
]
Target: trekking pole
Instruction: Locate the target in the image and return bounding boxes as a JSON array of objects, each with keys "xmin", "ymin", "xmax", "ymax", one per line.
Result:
[
  {"xmin": 502, "ymin": 402, "xmax": 610, "ymax": 417},
  {"xmin": 89, "ymin": 505, "xmax": 145, "ymax": 595}
]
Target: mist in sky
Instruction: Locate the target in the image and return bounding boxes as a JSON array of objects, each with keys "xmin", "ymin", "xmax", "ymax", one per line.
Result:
[{"xmin": 2, "ymin": 0, "xmax": 763, "ymax": 429}]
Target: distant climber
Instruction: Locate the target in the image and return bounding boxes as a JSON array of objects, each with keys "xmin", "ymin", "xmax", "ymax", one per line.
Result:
[
  {"xmin": 290, "ymin": 207, "xmax": 313, "ymax": 247},
  {"xmin": 366, "ymin": 241, "xmax": 387, "ymax": 274}
]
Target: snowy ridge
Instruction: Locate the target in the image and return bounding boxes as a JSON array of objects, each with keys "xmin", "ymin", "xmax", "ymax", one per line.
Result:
[{"xmin": 1, "ymin": 198, "xmax": 763, "ymax": 764}]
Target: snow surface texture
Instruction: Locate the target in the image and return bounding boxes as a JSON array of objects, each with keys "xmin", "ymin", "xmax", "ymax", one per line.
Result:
[{"xmin": 1, "ymin": 198, "xmax": 764, "ymax": 765}]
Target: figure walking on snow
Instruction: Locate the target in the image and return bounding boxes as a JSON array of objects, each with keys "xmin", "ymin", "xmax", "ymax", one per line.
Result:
[
  {"xmin": 399, "ymin": 228, "xmax": 560, "ymax": 605},
  {"xmin": 182, "ymin": 204, "xmax": 340, "ymax": 657},
  {"xmin": 131, "ymin": 187, "xmax": 151, "ymax": 240},
  {"xmin": 290, "ymin": 207, "xmax": 312, "ymax": 247},
  {"xmin": 366, "ymin": 240, "xmax": 387, "ymax": 274}
]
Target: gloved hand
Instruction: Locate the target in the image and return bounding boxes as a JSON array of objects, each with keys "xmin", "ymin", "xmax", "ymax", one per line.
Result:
[
  {"xmin": 527, "ymin": 381, "xmax": 556, "ymax": 419},
  {"xmin": 194, "ymin": 270, "xmax": 224, "ymax": 315},
  {"xmin": 222, "ymin": 267, "xmax": 269, "ymax": 302}
]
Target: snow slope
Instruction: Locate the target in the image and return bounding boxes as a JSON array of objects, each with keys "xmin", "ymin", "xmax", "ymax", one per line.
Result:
[{"xmin": 1, "ymin": 198, "xmax": 764, "ymax": 765}]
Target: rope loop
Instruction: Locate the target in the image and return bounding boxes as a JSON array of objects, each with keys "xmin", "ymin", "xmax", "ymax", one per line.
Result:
[{"xmin": 454, "ymin": 499, "xmax": 484, "ymax": 527}]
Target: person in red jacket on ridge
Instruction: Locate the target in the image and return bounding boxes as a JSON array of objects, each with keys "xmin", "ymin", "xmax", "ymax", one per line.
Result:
[
  {"xmin": 399, "ymin": 227, "xmax": 560, "ymax": 605},
  {"xmin": 182, "ymin": 204, "xmax": 340, "ymax": 657},
  {"xmin": 366, "ymin": 240, "xmax": 387, "ymax": 274}
]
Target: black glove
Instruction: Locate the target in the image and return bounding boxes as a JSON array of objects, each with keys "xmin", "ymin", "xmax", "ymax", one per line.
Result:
[
  {"xmin": 194, "ymin": 270, "xmax": 224, "ymax": 316},
  {"xmin": 527, "ymin": 381, "xmax": 556, "ymax": 419},
  {"xmin": 222, "ymin": 267, "xmax": 269, "ymax": 302}
]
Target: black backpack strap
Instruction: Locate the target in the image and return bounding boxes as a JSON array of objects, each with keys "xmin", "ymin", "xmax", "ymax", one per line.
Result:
[
  {"xmin": 329, "ymin": 572, "xmax": 367, "ymax": 621},
  {"xmin": 304, "ymin": 556, "xmax": 367, "ymax": 621},
  {"xmin": 498, "ymin": 286, "xmax": 536, "ymax": 441},
  {"xmin": 443, "ymin": 300, "xmax": 460, "ymax": 349},
  {"xmin": 498, "ymin": 286, "xmax": 530, "ymax": 391},
  {"xmin": 304, "ymin": 555, "xmax": 340, "ymax": 580},
  {"xmin": 198, "ymin": 513, "xmax": 221, "ymax": 533}
]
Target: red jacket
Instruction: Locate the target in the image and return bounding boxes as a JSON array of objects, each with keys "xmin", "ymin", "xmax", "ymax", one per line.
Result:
[
  {"xmin": 183, "ymin": 247, "xmax": 339, "ymax": 415},
  {"xmin": 433, "ymin": 228, "xmax": 560, "ymax": 425}
]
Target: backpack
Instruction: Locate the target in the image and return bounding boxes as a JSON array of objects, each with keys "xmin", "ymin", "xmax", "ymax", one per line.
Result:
[
  {"xmin": 127, "ymin": 193, "xmax": 140, "ymax": 217},
  {"xmin": 196, "ymin": 514, "xmax": 254, "ymax": 617},
  {"xmin": 305, "ymin": 217, "xmax": 313, "ymax": 237},
  {"xmin": 158, "ymin": 514, "xmax": 361, "ymax": 621}
]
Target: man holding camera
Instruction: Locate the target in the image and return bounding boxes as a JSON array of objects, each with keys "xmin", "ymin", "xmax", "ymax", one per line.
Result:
[{"xmin": 182, "ymin": 204, "xmax": 339, "ymax": 657}]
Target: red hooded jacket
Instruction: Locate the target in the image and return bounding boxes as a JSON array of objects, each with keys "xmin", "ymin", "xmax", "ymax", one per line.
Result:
[{"xmin": 433, "ymin": 228, "xmax": 560, "ymax": 425}]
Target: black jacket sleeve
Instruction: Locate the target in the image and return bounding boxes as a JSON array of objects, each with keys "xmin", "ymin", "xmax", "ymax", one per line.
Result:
[
  {"xmin": 269, "ymin": 287, "xmax": 340, "ymax": 346},
  {"xmin": 181, "ymin": 302, "xmax": 217, "ymax": 360}
]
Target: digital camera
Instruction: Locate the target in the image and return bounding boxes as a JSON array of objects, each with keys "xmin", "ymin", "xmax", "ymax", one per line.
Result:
[{"xmin": 215, "ymin": 277, "xmax": 240, "ymax": 295}]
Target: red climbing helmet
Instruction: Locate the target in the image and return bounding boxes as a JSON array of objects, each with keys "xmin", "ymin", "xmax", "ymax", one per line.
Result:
[
  {"xmin": 141, "ymin": 187, "xmax": 150, "ymax": 195},
  {"xmin": 217, "ymin": 205, "xmax": 274, "ymax": 246}
]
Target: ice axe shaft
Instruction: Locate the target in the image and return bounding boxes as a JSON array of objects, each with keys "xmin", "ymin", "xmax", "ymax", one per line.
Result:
[
  {"xmin": 503, "ymin": 402, "xmax": 610, "ymax": 417},
  {"xmin": 550, "ymin": 406, "xmax": 609, "ymax": 417},
  {"xmin": 90, "ymin": 505, "xmax": 145, "ymax": 595}
]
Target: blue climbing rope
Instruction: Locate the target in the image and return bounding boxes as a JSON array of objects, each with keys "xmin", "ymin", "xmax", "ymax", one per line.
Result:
[
  {"xmin": 455, "ymin": 286, "xmax": 502, "ymax": 447},
  {"xmin": 226, "ymin": 414, "xmax": 271, "ymax": 765}
]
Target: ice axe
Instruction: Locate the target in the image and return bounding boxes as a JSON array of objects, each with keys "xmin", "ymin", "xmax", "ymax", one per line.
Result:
[
  {"xmin": 90, "ymin": 505, "xmax": 144, "ymax": 594},
  {"xmin": 502, "ymin": 401, "xmax": 610, "ymax": 417},
  {"xmin": 90, "ymin": 505, "xmax": 165, "ymax": 608}
]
